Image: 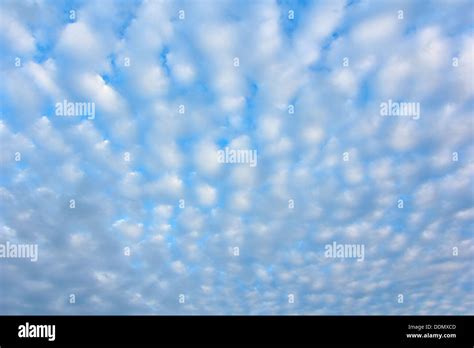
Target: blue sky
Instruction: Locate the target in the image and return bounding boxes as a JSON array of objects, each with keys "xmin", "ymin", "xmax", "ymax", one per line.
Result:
[{"xmin": 0, "ymin": 0, "xmax": 473, "ymax": 314}]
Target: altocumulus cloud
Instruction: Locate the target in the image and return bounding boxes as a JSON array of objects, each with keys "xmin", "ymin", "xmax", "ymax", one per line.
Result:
[{"xmin": 0, "ymin": 0, "xmax": 473, "ymax": 314}]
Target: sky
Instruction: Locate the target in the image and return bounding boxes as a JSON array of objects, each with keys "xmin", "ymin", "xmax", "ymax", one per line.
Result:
[{"xmin": 0, "ymin": 0, "xmax": 473, "ymax": 315}]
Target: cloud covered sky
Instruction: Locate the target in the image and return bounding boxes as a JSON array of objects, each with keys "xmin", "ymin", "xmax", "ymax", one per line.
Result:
[{"xmin": 0, "ymin": 0, "xmax": 473, "ymax": 314}]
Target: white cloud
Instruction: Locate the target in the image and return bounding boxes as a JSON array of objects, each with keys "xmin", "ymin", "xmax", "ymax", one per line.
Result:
[
  {"xmin": 113, "ymin": 219, "xmax": 144, "ymax": 239},
  {"xmin": 171, "ymin": 260, "xmax": 186, "ymax": 274},
  {"xmin": 196, "ymin": 184, "xmax": 217, "ymax": 206},
  {"xmin": 0, "ymin": 11, "xmax": 35, "ymax": 54}
]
